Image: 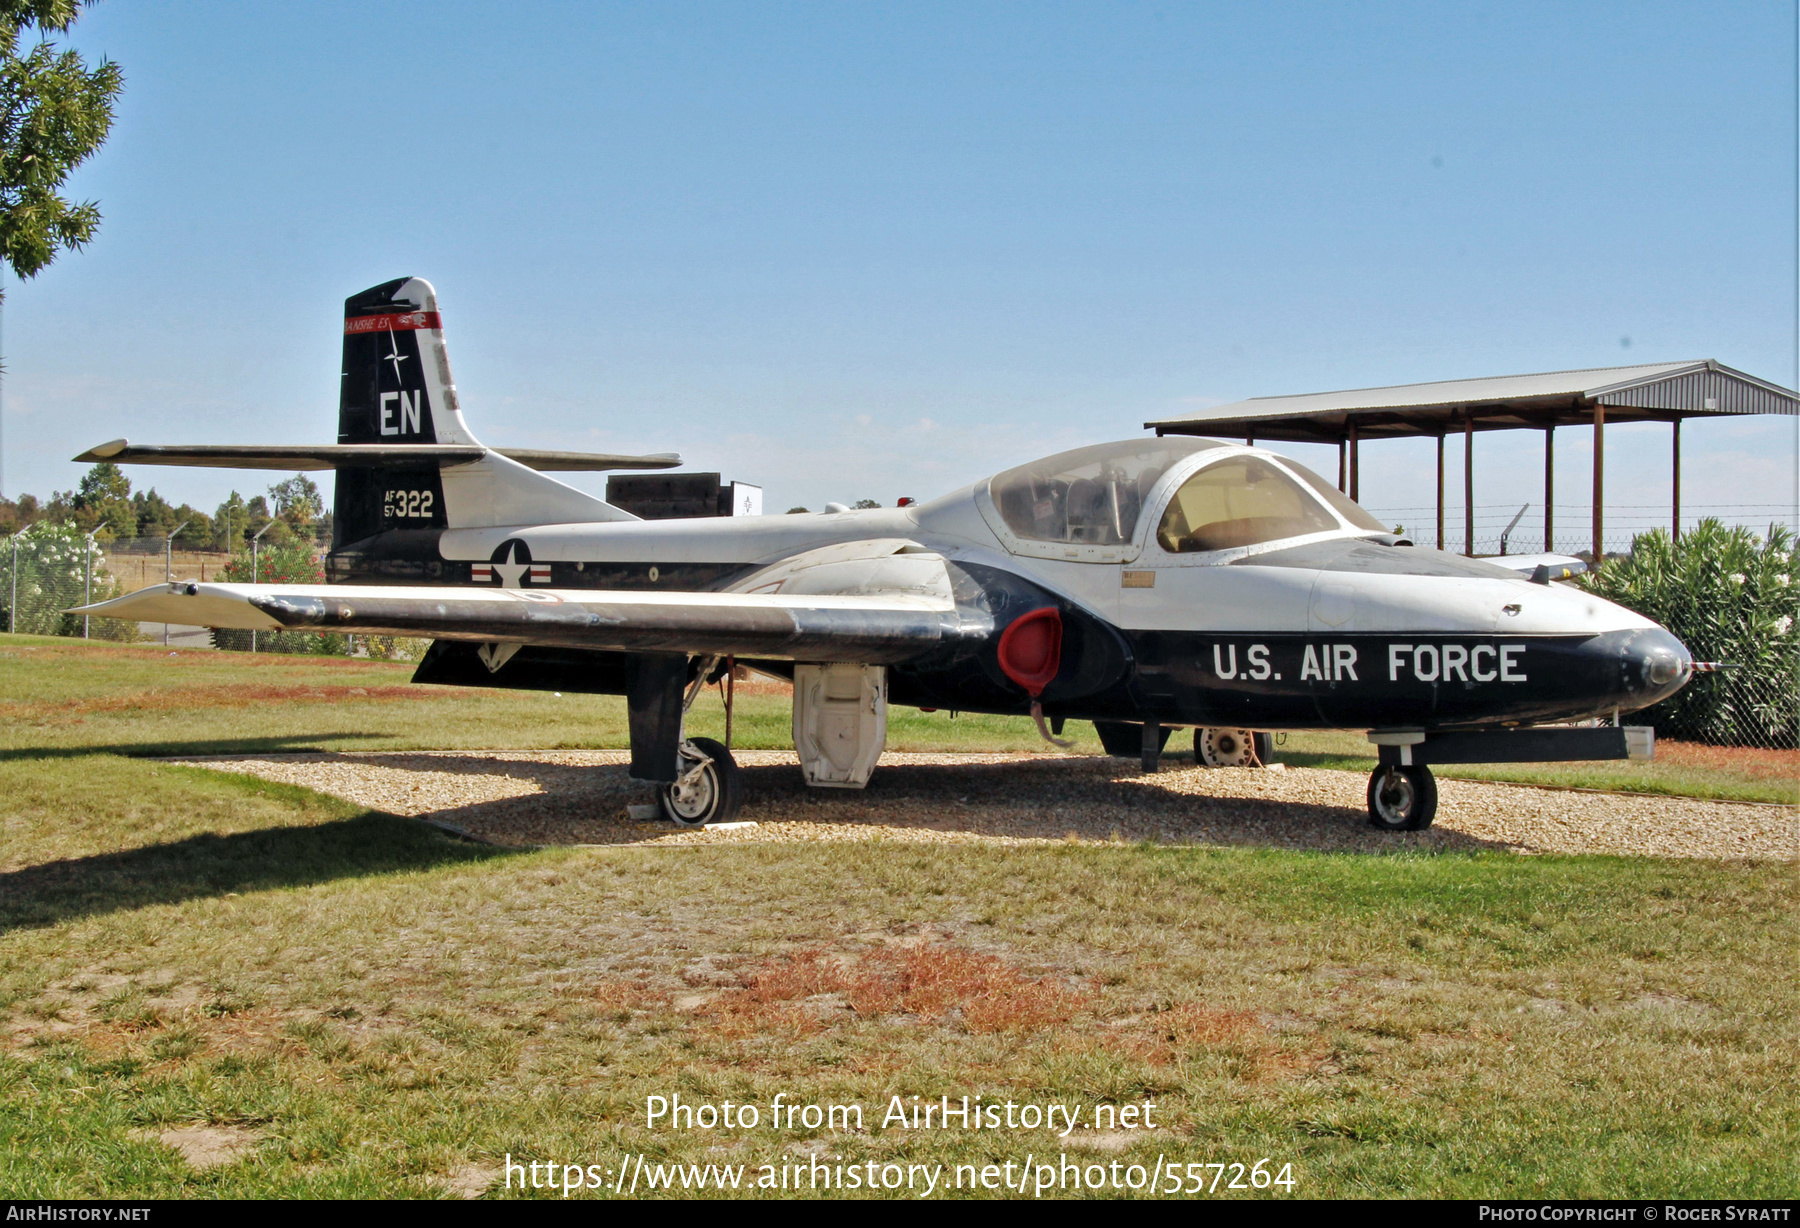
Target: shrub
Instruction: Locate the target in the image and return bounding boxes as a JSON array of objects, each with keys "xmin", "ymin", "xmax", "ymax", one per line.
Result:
[
  {"xmin": 204, "ymin": 549, "xmax": 428, "ymax": 660},
  {"xmin": 219, "ymin": 544, "xmax": 324, "ymax": 586},
  {"xmin": 0, "ymin": 522, "xmax": 136, "ymax": 639},
  {"xmin": 1581, "ymin": 520, "xmax": 1798, "ymax": 747},
  {"xmin": 211, "ymin": 546, "xmax": 337, "ymax": 654}
]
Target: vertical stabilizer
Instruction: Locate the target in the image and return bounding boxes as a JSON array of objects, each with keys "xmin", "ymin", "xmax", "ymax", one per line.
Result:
[
  {"xmin": 334, "ymin": 277, "xmax": 468, "ymax": 547},
  {"xmin": 331, "ymin": 277, "xmax": 639, "ymax": 552},
  {"xmin": 339, "ymin": 277, "xmax": 475, "ymax": 446}
]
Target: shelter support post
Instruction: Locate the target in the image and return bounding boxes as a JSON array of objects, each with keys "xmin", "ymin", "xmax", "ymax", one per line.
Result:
[
  {"xmin": 1348, "ymin": 419, "xmax": 1360, "ymax": 501},
  {"xmin": 1336, "ymin": 440, "xmax": 1345, "ymax": 492},
  {"xmin": 1245, "ymin": 436, "xmax": 1253, "ymax": 447},
  {"xmin": 1592, "ymin": 403, "xmax": 1605, "ymax": 565},
  {"xmin": 1435, "ymin": 434, "xmax": 1445, "ymax": 550},
  {"xmin": 1544, "ymin": 423, "xmax": 1555, "ymax": 552},
  {"xmin": 1463, "ymin": 415, "xmax": 1475, "ymax": 557},
  {"xmin": 1671, "ymin": 416, "xmax": 1681, "ymax": 541}
]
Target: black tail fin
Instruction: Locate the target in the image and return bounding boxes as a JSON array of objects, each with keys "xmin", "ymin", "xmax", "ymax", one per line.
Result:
[{"xmin": 334, "ymin": 277, "xmax": 472, "ymax": 548}]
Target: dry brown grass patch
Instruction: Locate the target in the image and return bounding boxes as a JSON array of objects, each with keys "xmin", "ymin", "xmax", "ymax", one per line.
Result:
[
  {"xmin": 708, "ymin": 945, "xmax": 1090, "ymax": 1036},
  {"xmin": 590, "ymin": 980, "xmax": 670, "ymax": 1016},
  {"xmin": 1117, "ymin": 1003, "xmax": 1323, "ymax": 1079},
  {"xmin": 1656, "ymin": 740, "xmax": 1800, "ymax": 782}
]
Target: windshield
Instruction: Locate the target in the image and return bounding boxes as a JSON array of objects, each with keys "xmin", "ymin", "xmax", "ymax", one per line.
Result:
[
  {"xmin": 990, "ymin": 438, "xmax": 1223, "ymax": 545},
  {"xmin": 1155, "ymin": 455, "xmax": 1341, "ymax": 552},
  {"xmin": 1284, "ymin": 459, "xmax": 1391, "ymax": 532}
]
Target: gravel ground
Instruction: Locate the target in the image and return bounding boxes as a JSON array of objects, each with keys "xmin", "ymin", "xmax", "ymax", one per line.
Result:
[{"xmin": 175, "ymin": 750, "xmax": 1798, "ymax": 860}]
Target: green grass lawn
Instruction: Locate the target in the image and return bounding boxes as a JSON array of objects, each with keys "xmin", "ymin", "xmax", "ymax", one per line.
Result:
[{"xmin": 1, "ymin": 634, "xmax": 1795, "ymax": 1199}]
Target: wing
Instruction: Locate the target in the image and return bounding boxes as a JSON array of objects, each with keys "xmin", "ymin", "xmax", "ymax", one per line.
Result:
[
  {"xmin": 1486, "ymin": 552, "xmax": 1588, "ymax": 581},
  {"xmin": 72, "ymin": 582, "xmax": 990, "ymax": 663},
  {"xmin": 72, "ymin": 440, "xmax": 682, "ymax": 472}
]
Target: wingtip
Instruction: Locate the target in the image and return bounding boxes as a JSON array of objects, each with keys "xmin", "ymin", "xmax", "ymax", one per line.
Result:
[{"xmin": 72, "ymin": 438, "xmax": 128, "ymax": 463}]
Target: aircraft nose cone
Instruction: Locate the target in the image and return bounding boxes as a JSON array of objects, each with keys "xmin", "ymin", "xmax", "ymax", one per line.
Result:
[{"xmin": 1621, "ymin": 628, "xmax": 1692, "ymax": 708}]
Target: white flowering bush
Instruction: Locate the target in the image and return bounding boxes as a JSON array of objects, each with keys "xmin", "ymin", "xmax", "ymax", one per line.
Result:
[
  {"xmin": 1582, "ymin": 520, "xmax": 1799, "ymax": 747},
  {"xmin": 0, "ymin": 522, "xmax": 134, "ymax": 639}
]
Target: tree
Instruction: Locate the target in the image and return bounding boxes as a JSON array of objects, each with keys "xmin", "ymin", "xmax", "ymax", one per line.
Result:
[
  {"xmin": 212, "ymin": 490, "xmax": 246, "ymax": 551},
  {"xmin": 128, "ymin": 487, "xmax": 210, "ymax": 542},
  {"xmin": 268, "ymin": 474, "xmax": 322, "ymax": 529},
  {"xmin": 129, "ymin": 486, "xmax": 174, "ymax": 537},
  {"xmin": 72, "ymin": 458, "xmax": 130, "ymax": 535},
  {"xmin": 0, "ymin": 489, "xmax": 36, "ymax": 532},
  {"xmin": 0, "ymin": 1, "xmax": 122, "ymax": 296},
  {"xmin": 852, "ymin": 499, "xmax": 882, "ymax": 510}
]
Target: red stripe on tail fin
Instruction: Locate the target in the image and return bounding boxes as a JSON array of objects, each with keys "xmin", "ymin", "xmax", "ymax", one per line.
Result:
[{"xmin": 344, "ymin": 311, "xmax": 442, "ymax": 334}]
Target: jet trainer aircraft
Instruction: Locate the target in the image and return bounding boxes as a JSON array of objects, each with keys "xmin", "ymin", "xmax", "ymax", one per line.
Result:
[{"xmin": 77, "ymin": 278, "xmax": 1693, "ymax": 831}]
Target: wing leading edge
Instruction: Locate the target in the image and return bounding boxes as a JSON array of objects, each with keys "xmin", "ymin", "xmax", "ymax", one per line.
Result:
[
  {"xmin": 72, "ymin": 582, "xmax": 989, "ymax": 663},
  {"xmin": 72, "ymin": 441, "xmax": 682, "ymax": 472}
]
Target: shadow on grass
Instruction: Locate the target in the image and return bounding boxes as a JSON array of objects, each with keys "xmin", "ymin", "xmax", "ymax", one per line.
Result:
[
  {"xmin": 0, "ymin": 734, "xmax": 393, "ymax": 762},
  {"xmin": 0, "ymin": 812, "xmax": 518, "ymax": 932}
]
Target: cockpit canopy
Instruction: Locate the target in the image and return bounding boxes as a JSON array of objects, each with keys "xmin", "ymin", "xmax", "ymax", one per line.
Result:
[
  {"xmin": 989, "ymin": 438, "xmax": 1223, "ymax": 546},
  {"xmin": 988, "ymin": 437, "xmax": 1387, "ymax": 553}
]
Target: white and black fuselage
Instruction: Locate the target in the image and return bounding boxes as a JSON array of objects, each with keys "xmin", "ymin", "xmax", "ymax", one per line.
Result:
[
  {"xmin": 77, "ymin": 276, "xmax": 1693, "ymax": 828},
  {"xmin": 334, "ymin": 454, "xmax": 1688, "ymax": 734}
]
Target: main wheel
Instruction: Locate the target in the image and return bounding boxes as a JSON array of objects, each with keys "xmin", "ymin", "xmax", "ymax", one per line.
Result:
[
  {"xmin": 660, "ymin": 736, "xmax": 745, "ymax": 827},
  {"xmin": 1195, "ymin": 727, "xmax": 1273, "ymax": 767},
  {"xmin": 1366, "ymin": 764, "xmax": 1437, "ymax": 831}
]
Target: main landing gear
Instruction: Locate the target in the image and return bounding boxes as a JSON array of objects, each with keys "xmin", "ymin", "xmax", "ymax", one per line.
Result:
[
  {"xmin": 1366, "ymin": 763, "xmax": 1437, "ymax": 831},
  {"xmin": 660, "ymin": 736, "xmax": 745, "ymax": 827},
  {"xmin": 1195, "ymin": 727, "xmax": 1273, "ymax": 768}
]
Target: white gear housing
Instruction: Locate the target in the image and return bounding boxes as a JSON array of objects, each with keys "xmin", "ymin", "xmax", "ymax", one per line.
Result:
[{"xmin": 792, "ymin": 663, "xmax": 887, "ymax": 788}]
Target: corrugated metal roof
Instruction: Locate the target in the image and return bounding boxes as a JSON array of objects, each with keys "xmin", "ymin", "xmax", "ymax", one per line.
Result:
[{"xmin": 1147, "ymin": 360, "xmax": 1798, "ymax": 441}]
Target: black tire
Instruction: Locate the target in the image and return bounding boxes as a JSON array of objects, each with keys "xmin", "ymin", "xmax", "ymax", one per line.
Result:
[
  {"xmin": 1094, "ymin": 721, "xmax": 1170, "ymax": 759},
  {"xmin": 1253, "ymin": 731, "xmax": 1275, "ymax": 765},
  {"xmin": 660, "ymin": 736, "xmax": 745, "ymax": 827},
  {"xmin": 1366, "ymin": 764, "xmax": 1437, "ymax": 831}
]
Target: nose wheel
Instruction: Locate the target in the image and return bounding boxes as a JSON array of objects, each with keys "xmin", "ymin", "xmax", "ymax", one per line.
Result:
[
  {"xmin": 1367, "ymin": 763, "xmax": 1437, "ymax": 831},
  {"xmin": 660, "ymin": 736, "xmax": 745, "ymax": 827}
]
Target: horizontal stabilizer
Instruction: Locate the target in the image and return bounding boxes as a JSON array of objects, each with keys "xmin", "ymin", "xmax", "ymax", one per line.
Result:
[
  {"xmin": 71, "ymin": 582, "xmax": 988, "ymax": 664},
  {"xmin": 73, "ymin": 440, "xmax": 681, "ymax": 472},
  {"xmin": 1486, "ymin": 552, "xmax": 1587, "ymax": 580}
]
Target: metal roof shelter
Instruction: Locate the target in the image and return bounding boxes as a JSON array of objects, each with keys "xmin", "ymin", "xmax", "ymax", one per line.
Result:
[{"xmin": 1145, "ymin": 360, "xmax": 1799, "ymax": 561}]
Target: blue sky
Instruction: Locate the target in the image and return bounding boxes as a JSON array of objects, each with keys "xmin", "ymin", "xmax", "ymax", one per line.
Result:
[{"xmin": 2, "ymin": 0, "xmax": 1794, "ymax": 542}]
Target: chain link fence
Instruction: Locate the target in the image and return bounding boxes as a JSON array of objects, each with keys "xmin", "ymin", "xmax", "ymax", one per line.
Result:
[
  {"xmin": 0, "ymin": 523, "xmax": 129, "ymax": 639},
  {"xmin": 1365, "ymin": 501, "xmax": 1799, "ymax": 562},
  {"xmin": 0, "ymin": 525, "xmax": 422, "ymax": 658}
]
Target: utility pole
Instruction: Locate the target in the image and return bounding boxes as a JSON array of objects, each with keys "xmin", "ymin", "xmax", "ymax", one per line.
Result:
[
  {"xmin": 164, "ymin": 519, "xmax": 191, "ymax": 646},
  {"xmin": 250, "ymin": 520, "xmax": 274, "ymax": 652},
  {"xmin": 83, "ymin": 531, "xmax": 96, "ymax": 638}
]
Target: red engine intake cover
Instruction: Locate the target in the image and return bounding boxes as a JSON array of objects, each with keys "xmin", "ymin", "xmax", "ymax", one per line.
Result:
[{"xmin": 996, "ymin": 606, "xmax": 1063, "ymax": 697}]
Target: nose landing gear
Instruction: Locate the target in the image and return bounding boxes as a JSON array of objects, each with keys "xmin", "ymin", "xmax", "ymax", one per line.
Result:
[{"xmin": 1366, "ymin": 763, "xmax": 1437, "ymax": 831}]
